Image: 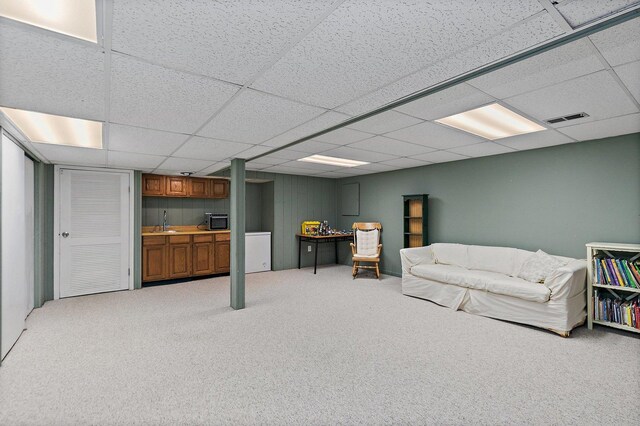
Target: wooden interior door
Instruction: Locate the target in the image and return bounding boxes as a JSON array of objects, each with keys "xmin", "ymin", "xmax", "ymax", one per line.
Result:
[
  {"xmin": 165, "ymin": 176, "xmax": 188, "ymax": 197},
  {"xmin": 142, "ymin": 174, "xmax": 165, "ymax": 196}
]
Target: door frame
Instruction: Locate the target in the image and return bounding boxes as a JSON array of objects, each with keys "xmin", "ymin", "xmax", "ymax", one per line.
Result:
[{"xmin": 53, "ymin": 166, "xmax": 134, "ymax": 300}]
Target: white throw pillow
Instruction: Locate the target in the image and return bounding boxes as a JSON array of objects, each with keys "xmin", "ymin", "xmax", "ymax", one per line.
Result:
[
  {"xmin": 517, "ymin": 249, "xmax": 567, "ymax": 283},
  {"xmin": 356, "ymin": 229, "xmax": 379, "ymax": 256}
]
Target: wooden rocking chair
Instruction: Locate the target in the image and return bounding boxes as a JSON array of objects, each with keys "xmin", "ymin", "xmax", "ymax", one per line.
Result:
[{"xmin": 350, "ymin": 222, "xmax": 382, "ymax": 279}]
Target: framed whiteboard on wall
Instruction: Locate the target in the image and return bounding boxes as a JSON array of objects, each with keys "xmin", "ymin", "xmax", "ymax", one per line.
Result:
[{"xmin": 341, "ymin": 183, "xmax": 359, "ymax": 216}]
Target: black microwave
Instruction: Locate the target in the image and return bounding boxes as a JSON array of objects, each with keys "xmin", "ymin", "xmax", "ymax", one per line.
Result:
[{"xmin": 207, "ymin": 213, "xmax": 228, "ymax": 230}]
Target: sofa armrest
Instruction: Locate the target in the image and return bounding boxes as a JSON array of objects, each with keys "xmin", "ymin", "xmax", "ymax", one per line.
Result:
[
  {"xmin": 400, "ymin": 246, "xmax": 435, "ymax": 275},
  {"xmin": 544, "ymin": 259, "xmax": 587, "ymax": 300}
]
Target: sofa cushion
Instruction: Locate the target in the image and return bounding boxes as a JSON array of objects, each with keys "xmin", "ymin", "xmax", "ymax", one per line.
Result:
[
  {"xmin": 467, "ymin": 245, "xmax": 519, "ymax": 276},
  {"xmin": 517, "ymin": 249, "xmax": 568, "ymax": 283},
  {"xmin": 431, "ymin": 243, "xmax": 469, "ymax": 269},
  {"xmin": 410, "ymin": 264, "xmax": 551, "ymax": 303}
]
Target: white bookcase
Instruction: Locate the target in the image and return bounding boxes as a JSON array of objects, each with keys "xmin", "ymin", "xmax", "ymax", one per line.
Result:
[{"xmin": 586, "ymin": 242, "xmax": 640, "ymax": 334}]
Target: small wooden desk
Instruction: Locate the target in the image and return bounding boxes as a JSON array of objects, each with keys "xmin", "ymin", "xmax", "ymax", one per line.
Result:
[{"xmin": 296, "ymin": 233, "xmax": 354, "ymax": 274}]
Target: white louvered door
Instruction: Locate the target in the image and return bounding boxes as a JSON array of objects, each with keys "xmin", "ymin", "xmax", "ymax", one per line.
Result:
[{"xmin": 59, "ymin": 169, "xmax": 130, "ymax": 298}]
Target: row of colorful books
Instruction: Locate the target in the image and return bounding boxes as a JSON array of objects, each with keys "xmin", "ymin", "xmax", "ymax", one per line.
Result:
[
  {"xmin": 593, "ymin": 256, "xmax": 640, "ymax": 288},
  {"xmin": 593, "ymin": 291, "xmax": 640, "ymax": 329}
]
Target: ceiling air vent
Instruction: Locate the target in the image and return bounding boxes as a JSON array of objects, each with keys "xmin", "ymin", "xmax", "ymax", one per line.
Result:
[{"xmin": 545, "ymin": 112, "xmax": 589, "ymax": 124}]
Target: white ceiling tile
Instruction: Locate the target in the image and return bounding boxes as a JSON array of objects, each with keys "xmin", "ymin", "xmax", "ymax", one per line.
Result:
[
  {"xmin": 505, "ymin": 71, "xmax": 639, "ymax": 127},
  {"xmin": 313, "ymin": 127, "xmax": 374, "ymax": 145},
  {"xmin": 395, "ymin": 84, "xmax": 494, "ymax": 120},
  {"xmin": 233, "ymin": 145, "xmax": 274, "ymax": 160},
  {"xmin": 262, "ymin": 150, "xmax": 307, "ymax": 161},
  {"xmin": 385, "ymin": 121, "xmax": 484, "ymax": 149},
  {"xmin": 263, "ymin": 165, "xmax": 321, "ymax": 176},
  {"xmin": 614, "ymin": 60, "xmax": 640, "ymax": 103},
  {"xmin": 334, "ymin": 12, "xmax": 563, "ymax": 116},
  {"xmin": 467, "ymin": 39, "xmax": 605, "ymax": 99},
  {"xmin": 590, "ymin": 17, "xmax": 640, "ymax": 66},
  {"xmin": 319, "ymin": 146, "xmax": 396, "ymax": 163},
  {"xmin": 556, "ymin": 113, "xmax": 640, "ymax": 140},
  {"xmin": 107, "ymin": 151, "xmax": 166, "ymax": 169},
  {"xmin": 248, "ymin": 155, "xmax": 289, "ymax": 166},
  {"xmin": 355, "ymin": 162, "xmax": 401, "ymax": 172},
  {"xmin": 379, "ymin": 158, "xmax": 431, "ymax": 168},
  {"xmin": 494, "ymin": 130, "xmax": 575, "ymax": 151},
  {"xmin": 348, "ymin": 136, "xmax": 436, "ymax": 156},
  {"xmin": 246, "ymin": 161, "xmax": 273, "ymax": 170},
  {"xmin": 262, "ymin": 111, "xmax": 351, "ymax": 148},
  {"xmin": 279, "ymin": 160, "xmax": 340, "ymax": 172},
  {"xmin": 196, "ymin": 162, "xmax": 230, "ymax": 176},
  {"xmin": 285, "ymin": 140, "xmax": 340, "ymax": 154},
  {"xmin": 411, "ymin": 150, "xmax": 470, "ymax": 164},
  {"xmin": 111, "ymin": 1, "xmax": 331, "ymax": 84},
  {"xmin": 32, "ymin": 144, "xmax": 106, "ymax": 166},
  {"xmin": 172, "ymin": 136, "xmax": 253, "ymax": 161},
  {"xmin": 110, "ymin": 54, "xmax": 239, "ymax": 134},
  {"xmin": 555, "ymin": 0, "xmax": 639, "ymax": 28},
  {"xmin": 252, "ymin": 1, "xmax": 544, "ymax": 108},
  {"xmin": 197, "ymin": 89, "xmax": 326, "ymax": 144},
  {"xmin": 346, "ymin": 110, "xmax": 422, "ymax": 134},
  {"xmin": 108, "ymin": 124, "xmax": 188, "ymax": 156},
  {"xmin": 448, "ymin": 142, "xmax": 516, "ymax": 157},
  {"xmin": 159, "ymin": 157, "xmax": 214, "ymax": 172},
  {"xmin": 0, "ymin": 22, "xmax": 105, "ymax": 120}
]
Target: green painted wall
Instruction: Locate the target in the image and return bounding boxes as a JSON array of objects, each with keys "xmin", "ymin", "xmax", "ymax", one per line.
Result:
[
  {"xmin": 141, "ymin": 182, "xmax": 264, "ymax": 231},
  {"xmin": 34, "ymin": 163, "xmax": 55, "ymax": 305},
  {"xmin": 133, "ymin": 171, "xmax": 142, "ymax": 289},
  {"xmin": 337, "ymin": 133, "xmax": 640, "ymax": 276}
]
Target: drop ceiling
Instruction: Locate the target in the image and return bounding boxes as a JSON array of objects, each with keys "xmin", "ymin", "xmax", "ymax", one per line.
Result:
[{"xmin": 0, "ymin": 1, "xmax": 638, "ymax": 178}]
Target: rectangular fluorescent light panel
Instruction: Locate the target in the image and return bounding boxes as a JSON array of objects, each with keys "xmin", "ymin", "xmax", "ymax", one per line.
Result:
[
  {"xmin": 1, "ymin": 107, "xmax": 102, "ymax": 149},
  {"xmin": 298, "ymin": 154, "xmax": 369, "ymax": 167},
  {"xmin": 435, "ymin": 103, "xmax": 545, "ymax": 140},
  {"xmin": 0, "ymin": 0, "xmax": 97, "ymax": 42}
]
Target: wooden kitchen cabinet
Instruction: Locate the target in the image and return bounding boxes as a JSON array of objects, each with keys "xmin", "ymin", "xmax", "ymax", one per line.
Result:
[
  {"xmin": 142, "ymin": 174, "xmax": 165, "ymax": 196},
  {"xmin": 189, "ymin": 178, "xmax": 210, "ymax": 198},
  {"xmin": 142, "ymin": 236, "xmax": 168, "ymax": 281},
  {"xmin": 169, "ymin": 239, "xmax": 191, "ymax": 278},
  {"xmin": 215, "ymin": 233, "xmax": 231, "ymax": 273},
  {"xmin": 210, "ymin": 179, "xmax": 229, "ymax": 199},
  {"xmin": 165, "ymin": 176, "xmax": 188, "ymax": 197},
  {"xmin": 192, "ymin": 235, "xmax": 215, "ymax": 276}
]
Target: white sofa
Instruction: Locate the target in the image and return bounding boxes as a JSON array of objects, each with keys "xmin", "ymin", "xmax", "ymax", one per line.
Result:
[{"xmin": 400, "ymin": 243, "xmax": 587, "ymax": 336}]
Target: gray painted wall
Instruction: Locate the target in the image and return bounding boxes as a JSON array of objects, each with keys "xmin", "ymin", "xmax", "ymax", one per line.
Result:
[{"xmin": 337, "ymin": 133, "xmax": 640, "ymax": 276}]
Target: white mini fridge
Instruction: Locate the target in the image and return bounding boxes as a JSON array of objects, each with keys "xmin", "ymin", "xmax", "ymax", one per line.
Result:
[{"xmin": 245, "ymin": 232, "xmax": 271, "ymax": 273}]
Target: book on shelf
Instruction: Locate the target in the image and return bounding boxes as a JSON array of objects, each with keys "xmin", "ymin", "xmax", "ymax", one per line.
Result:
[
  {"xmin": 592, "ymin": 255, "xmax": 639, "ymax": 289},
  {"xmin": 593, "ymin": 290, "xmax": 640, "ymax": 329}
]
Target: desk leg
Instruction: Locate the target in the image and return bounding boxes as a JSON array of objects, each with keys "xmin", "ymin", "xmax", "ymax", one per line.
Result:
[
  {"xmin": 335, "ymin": 240, "xmax": 339, "ymax": 264},
  {"xmin": 298, "ymin": 237, "xmax": 301, "ymax": 269},
  {"xmin": 314, "ymin": 239, "xmax": 319, "ymax": 274}
]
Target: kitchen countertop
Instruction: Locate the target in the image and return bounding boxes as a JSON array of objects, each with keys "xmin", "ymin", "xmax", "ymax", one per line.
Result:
[{"xmin": 141, "ymin": 225, "xmax": 230, "ymax": 236}]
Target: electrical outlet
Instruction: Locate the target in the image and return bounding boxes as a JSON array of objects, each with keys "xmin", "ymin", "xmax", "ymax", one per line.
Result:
[{"xmin": 307, "ymin": 245, "xmax": 312, "ymax": 252}]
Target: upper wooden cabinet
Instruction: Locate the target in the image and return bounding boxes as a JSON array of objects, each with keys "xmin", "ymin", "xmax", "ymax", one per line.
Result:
[
  {"xmin": 165, "ymin": 176, "xmax": 188, "ymax": 197},
  {"xmin": 142, "ymin": 174, "xmax": 229, "ymax": 199},
  {"xmin": 189, "ymin": 178, "xmax": 210, "ymax": 198},
  {"xmin": 142, "ymin": 174, "xmax": 165, "ymax": 196},
  {"xmin": 211, "ymin": 179, "xmax": 229, "ymax": 198}
]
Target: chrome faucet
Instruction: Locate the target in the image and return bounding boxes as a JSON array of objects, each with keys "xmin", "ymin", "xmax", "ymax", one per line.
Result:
[{"xmin": 163, "ymin": 210, "xmax": 168, "ymax": 232}]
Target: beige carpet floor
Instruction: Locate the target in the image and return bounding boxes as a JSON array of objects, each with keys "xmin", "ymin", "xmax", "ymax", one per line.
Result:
[{"xmin": 0, "ymin": 265, "xmax": 638, "ymax": 425}]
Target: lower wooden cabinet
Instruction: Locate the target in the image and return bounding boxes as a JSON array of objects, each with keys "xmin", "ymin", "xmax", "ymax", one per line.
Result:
[
  {"xmin": 192, "ymin": 235, "xmax": 215, "ymax": 276},
  {"xmin": 142, "ymin": 237, "xmax": 167, "ymax": 282},
  {"xmin": 142, "ymin": 232, "xmax": 230, "ymax": 283}
]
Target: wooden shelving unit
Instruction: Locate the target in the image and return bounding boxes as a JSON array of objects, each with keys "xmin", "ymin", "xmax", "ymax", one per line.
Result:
[
  {"xmin": 402, "ymin": 194, "xmax": 428, "ymax": 248},
  {"xmin": 586, "ymin": 242, "xmax": 640, "ymax": 334}
]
